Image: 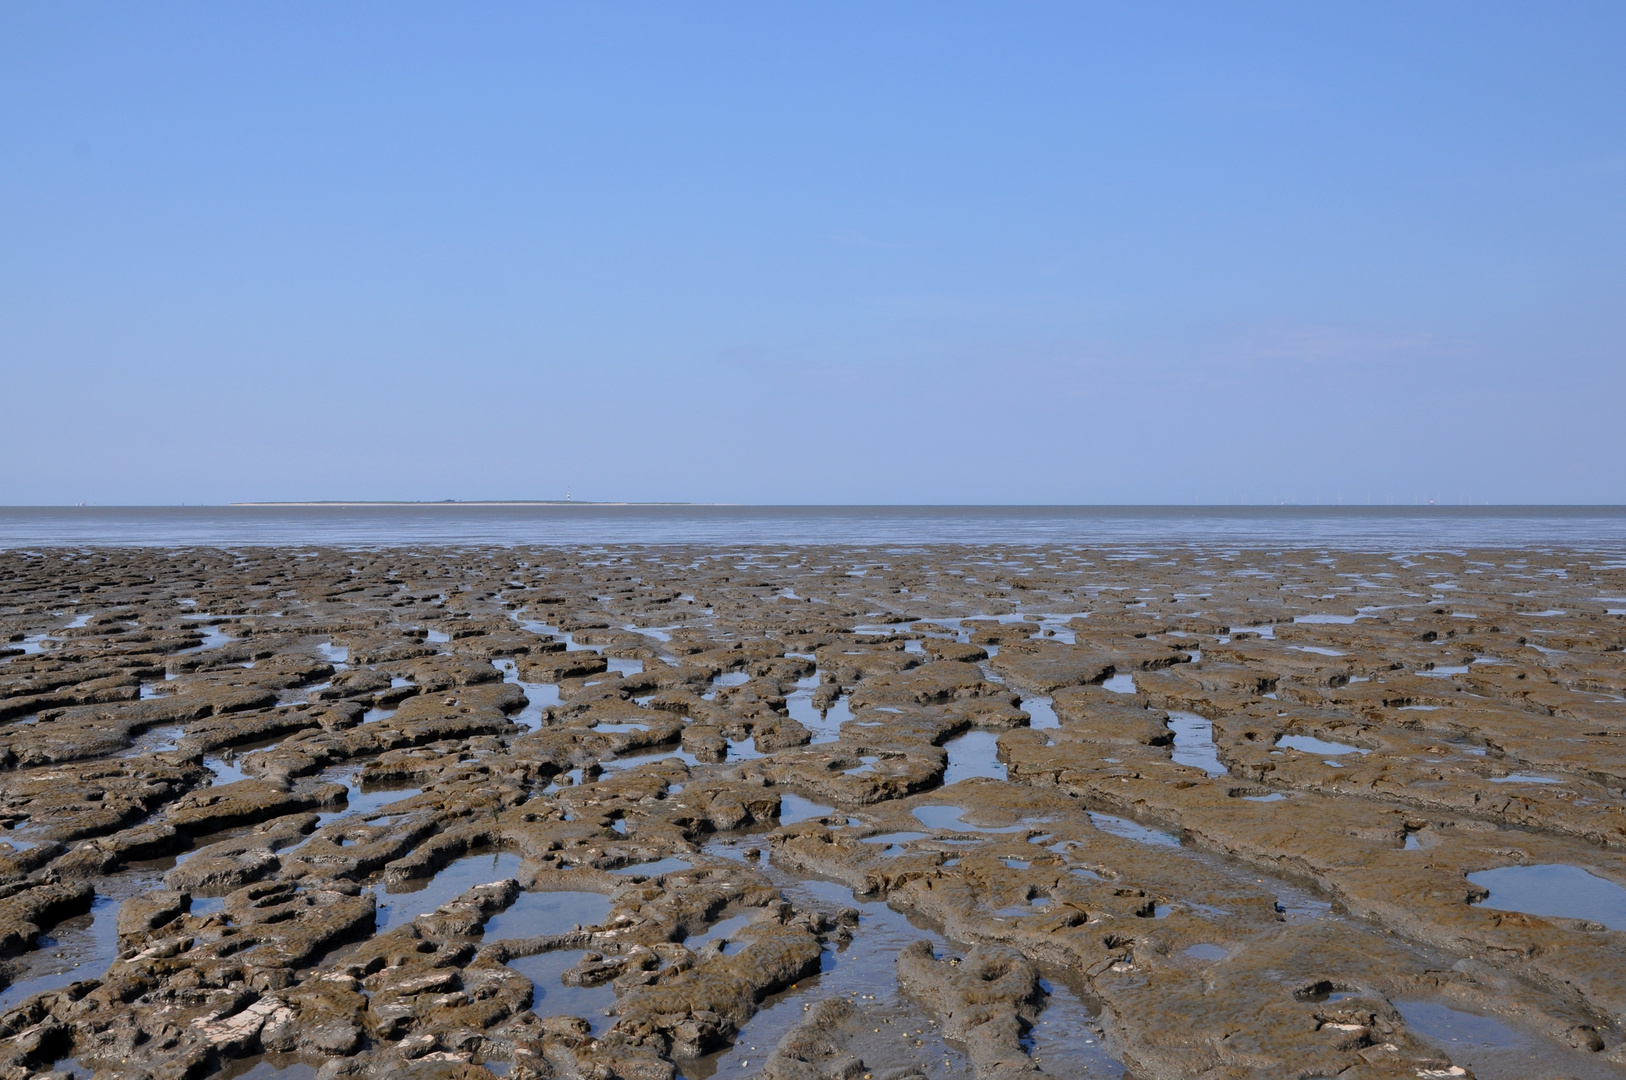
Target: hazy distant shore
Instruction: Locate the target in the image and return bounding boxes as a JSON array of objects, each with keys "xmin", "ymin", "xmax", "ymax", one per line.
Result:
[{"xmin": 230, "ymin": 500, "xmax": 702, "ymax": 507}]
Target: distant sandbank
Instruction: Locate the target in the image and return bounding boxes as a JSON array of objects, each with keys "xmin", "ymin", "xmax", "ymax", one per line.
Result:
[{"xmin": 229, "ymin": 500, "xmax": 702, "ymax": 507}]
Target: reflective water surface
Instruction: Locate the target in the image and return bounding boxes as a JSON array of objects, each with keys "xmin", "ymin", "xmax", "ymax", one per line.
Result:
[
  {"xmin": 7, "ymin": 505, "xmax": 1623, "ymax": 550},
  {"xmin": 1467, "ymin": 864, "xmax": 1626, "ymax": 931}
]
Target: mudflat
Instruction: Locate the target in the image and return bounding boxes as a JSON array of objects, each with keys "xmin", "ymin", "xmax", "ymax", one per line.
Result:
[{"xmin": 0, "ymin": 544, "xmax": 1622, "ymax": 1080}]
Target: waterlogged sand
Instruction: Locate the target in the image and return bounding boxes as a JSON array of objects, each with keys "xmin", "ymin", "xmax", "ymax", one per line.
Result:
[{"xmin": 0, "ymin": 544, "xmax": 1622, "ymax": 1080}]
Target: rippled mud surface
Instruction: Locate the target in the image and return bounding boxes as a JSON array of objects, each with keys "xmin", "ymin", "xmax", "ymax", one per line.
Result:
[{"xmin": 0, "ymin": 544, "xmax": 1623, "ymax": 1079}]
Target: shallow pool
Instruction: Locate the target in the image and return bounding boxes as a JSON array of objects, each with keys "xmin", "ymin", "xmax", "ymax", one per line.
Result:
[
  {"xmin": 942, "ymin": 730, "xmax": 1006, "ymax": 784},
  {"xmin": 483, "ymin": 888, "xmax": 612, "ymax": 940},
  {"xmin": 375, "ymin": 850, "xmax": 522, "ymax": 932},
  {"xmin": 913, "ymin": 805, "xmax": 1037, "ymax": 834},
  {"xmin": 1276, "ymin": 734, "xmax": 1367, "ymax": 756},
  {"xmin": 506, "ymin": 949, "xmax": 618, "ymax": 1033},
  {"xmin": 1021, "ymin": 695, "xmax": 1059, "ymax": 730},
  {"xmin": 1467, "ymin": 864, "xmax": 1626, "ymax": 931},
  {"xmin": 779, "ymin": 793, "xmax": 835, "ymax": 825},
  {"xmin": 1087, "ymin": 812, "xmax": 1180, "ymax": 848},
  {"xmin": 1168, "ymin": 711, "xmax": 1225, "ymax": 776}
]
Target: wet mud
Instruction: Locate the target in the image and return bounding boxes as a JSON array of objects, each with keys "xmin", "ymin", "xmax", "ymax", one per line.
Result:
[{"xmin": 0, "ymin": 544, "xmax": 1621, "ymax": 1079}]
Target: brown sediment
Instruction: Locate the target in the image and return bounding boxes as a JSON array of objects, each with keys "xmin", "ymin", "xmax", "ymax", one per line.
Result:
[{"xmin": 0, "ymin": 544, "xmax": 1619, "ymax": 1079}]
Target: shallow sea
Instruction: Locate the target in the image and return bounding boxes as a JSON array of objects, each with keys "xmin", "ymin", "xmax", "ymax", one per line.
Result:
[{"xmin": 1, "ymin": 505, "xmax": 1623, "ymax": 551}]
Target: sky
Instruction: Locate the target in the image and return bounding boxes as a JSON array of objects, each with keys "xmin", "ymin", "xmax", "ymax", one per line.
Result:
[{"xmin": 1, "ymin": 3, "xmax": 1622, "ymax": 506}]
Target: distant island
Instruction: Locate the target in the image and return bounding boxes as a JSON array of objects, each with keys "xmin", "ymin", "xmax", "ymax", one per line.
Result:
[{"xmin": 230, "ymin": 500, "xmax": 699, "ymax": 507}]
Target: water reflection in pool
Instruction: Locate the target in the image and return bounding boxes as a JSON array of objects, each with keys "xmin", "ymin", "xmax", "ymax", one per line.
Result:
[
  {"xmin": 505, "ymin": 949, "xmax": 617, "ymax": 1034},
  {"xmin": 1467, "ymin": 864, "xmax": 1626, "ymax": 931},
  {"xmin": 943, "ymin": 730, "xmax": 1005, "ymax": 784}
]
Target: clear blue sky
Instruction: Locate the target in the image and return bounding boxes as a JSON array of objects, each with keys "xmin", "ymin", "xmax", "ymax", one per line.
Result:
[{"xmin": 2, "ymin": 3, "xmax": 1621, "ymax": 505}]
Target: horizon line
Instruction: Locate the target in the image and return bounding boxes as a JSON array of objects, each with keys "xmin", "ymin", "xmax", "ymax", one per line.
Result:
[{"xmin": 4, "ymin": 502, "xmax": 1626, "ymax": 512}]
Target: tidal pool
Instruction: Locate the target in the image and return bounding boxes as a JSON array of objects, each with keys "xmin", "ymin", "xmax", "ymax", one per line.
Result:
[
  {"xmin": 1168, "ymin": 711, "xmax": 1225, "ymax": 776},
  {"xmin": 482, "ymin": 888, "xmax": 612, "ymax": 940},
  {"xmin": 913, "ymin": 805, "xmax": 1039, "ymax": 834},
  {"xmin": 861, "ymin": 831, "xmax": 931, "ymax": 856},
  {"xmin": 375, "ymin": 850, "xmax": 523, "ymax": 932},
  {"xmin": 1024, "ymin": 974, "xmax": 1124, "ymax": 1078},
  {"xmin": 1277, "ymin": 734, "xmax": 1367, "ymax": 756},
  {"xmin": 505, "ymin": 949, "xmax": 618, "ymax": 1033},
  {"xmin": 1467, "ymin": 864, "xmax": 1626, "ymax": 931},
  {"xmin": 942, "ymin": 730, "xmax": 1006, "ymax": 784},
  {"xmin": 1021, "ymin": 695, "xmax": 1059, "ymax": 729},
  {"xmin": 0, "ymin": 893, "xmax": 123, "ymax": 1012},
  {"xmin": 778, "ymin": 793, "xmax": 836, "ymax": 825},
  {"xmin": 1087, "ymin": 812, "xmax": 1180, "ymax": 848},
  {"xmin": 610, "ymin": 857, "xmax": 693, "ymax": 877},
  {"xmin": 785, "ymin": 677, "xmax": 851, "ymax": 743}
]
